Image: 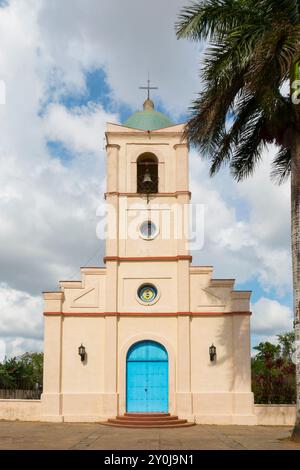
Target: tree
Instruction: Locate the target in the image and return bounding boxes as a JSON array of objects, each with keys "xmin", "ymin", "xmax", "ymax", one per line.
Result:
[
  {"xmin": 18, "ymin": 353, "xmax": 43, "ymax": 389},
  {"xmin": 278, "ymin": 331, "xmax": 296, "ymax": 361},
  {"xmin": 252, "ymin": 335, "xmax": 296, "ymax": 404},
  {"xmin": 0, "ymin": 353, "xmax": 43, "ymax": 390},
  {"xmin": 176, "ymin": 0, "xmax": 300, "ymax": 440},
  {"xmin": 253, "ymin": 342, "xmax": 281, "ymax": 362}
]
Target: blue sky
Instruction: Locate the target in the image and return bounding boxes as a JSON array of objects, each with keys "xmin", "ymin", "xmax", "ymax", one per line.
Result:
[
  {"xmin": 46, "ymin": 67, "xmax": 189, "ymax": 161},
  {"xmin": 0, "ymin": 0, "xmax": 293, "ymax": 358}
]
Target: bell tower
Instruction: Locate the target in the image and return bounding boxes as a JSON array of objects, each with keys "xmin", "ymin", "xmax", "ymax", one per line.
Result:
[
  {"xmin": 104, "ymin": 98, "xmax": 191, "ymax": 313},
  {"xmin": 103, "ymin": 98, "xmax": 193, "ymax": 416}
]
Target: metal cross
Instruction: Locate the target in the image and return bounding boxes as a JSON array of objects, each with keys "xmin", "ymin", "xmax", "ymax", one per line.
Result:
[{"xmin": 139, "ymin": 74, "xmax": 158, "ymax": 100}]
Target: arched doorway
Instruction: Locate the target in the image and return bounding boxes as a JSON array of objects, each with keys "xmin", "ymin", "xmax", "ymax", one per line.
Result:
[{"xmin": 126, "ymin": 340, "xmax": 168, "ymax": 413}]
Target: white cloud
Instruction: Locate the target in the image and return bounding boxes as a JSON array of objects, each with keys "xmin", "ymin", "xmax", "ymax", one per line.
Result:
[
  {"xmin": 251, "ymin": 297, "xmax": 293, "ymax": 336},
  {"xmin": 0, "ymin": 340, "xmax": 6, "ymax": 362},
  {"xmin": 0, "ymin": 283, "xmax": 43, "ymax": 338},
  {"xmin": 0, "ymin": 1, "xmax": 115, "ymax": 298},
  {"xmin": 189, "ymin": 147, "xmax": 292, "ymax": 296},
  {"xmin": 3, "ymin": 337, "xmax": 44, "ymax": 359},
  {"xmin": 0, "ymin": 285, "xmax": 43, "ymax": 358},
  {"xmin": 0, "ymin": 1, "xmax": 114, "ymax": 354},
  {"xmin": 36, "ymin": 0, "xmax": 200, "ymax": 116},
  {"xmin": 43, "ymin": 103, "xmax": 117, "ymax": 153},
  {"xmin": 236, "ymin": 145, "xmax": 290, "ymax": 250}
]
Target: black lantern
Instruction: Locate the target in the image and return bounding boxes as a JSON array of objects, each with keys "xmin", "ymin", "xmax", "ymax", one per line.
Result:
[
  {"xmin": 78, "ymin": 344, "xmax": 86, "ymax": 362},
  {"xmin": 209, "ymin": 343, "xmax": 217, "ymax": 362}
]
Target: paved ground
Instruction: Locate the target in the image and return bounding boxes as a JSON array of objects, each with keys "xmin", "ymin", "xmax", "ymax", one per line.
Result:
[{"xmin": 0, "ymin": 422, "xmax": 299, "ymax": 450}]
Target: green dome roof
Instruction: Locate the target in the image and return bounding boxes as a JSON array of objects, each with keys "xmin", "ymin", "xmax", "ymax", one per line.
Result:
[{"xmin": 124, "ymin": 99, "xmax": 173, "ymax": 131}]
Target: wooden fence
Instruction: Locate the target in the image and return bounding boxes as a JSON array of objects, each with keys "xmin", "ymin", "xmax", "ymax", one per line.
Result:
[{"xmin": 0, "ymin": 389, "xmax": 42, "ymax": 400}]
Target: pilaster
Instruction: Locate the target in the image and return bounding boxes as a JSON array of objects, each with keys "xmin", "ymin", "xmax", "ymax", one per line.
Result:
[
  {"xmin": 176, "ymin": 315, "xmax": 192, "ymax": 417},
  {"xmin": 41, "ymin": 292, "xmax": 64, "ymax": 422},
  {"xmin": 174, "ymin": 143, "xmax": 189, "ymax": 192},
  {"xmin": 106, "ymin": 144, "xmax": 120, "ymax": 192}
]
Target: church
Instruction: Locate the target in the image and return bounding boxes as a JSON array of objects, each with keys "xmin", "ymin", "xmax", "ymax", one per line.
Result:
[{"xmin": 41, "ymin": 91, "xmax": 256, "ymax": 426}]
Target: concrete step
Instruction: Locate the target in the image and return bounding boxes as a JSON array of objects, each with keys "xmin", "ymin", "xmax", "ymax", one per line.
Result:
[
  {"xmin": 124, "ymin": 413, "xmax": 170, "ymax": 417},
  {"xmin": 108, "ymin": 418, "xmax": 188, "ymax": 426},
  {"xmin": 101, "ymin": 421, "xmax": 195, "ymax": 429},
  {"xmin": 117, "ymin": 415, "xmax": 179, "ymax": 421},
  {"xmin": 101, "ymin": 413, "xmax": 195, "ymax": 428}
]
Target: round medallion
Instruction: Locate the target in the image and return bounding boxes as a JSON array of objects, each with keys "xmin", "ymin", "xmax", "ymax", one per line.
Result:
[
  {"xmin": 137, "ymin": 284, "xmax": 158, "ymax": 304},
  {"xmin": 139, "ymin": 220, "xmax": 158, "ymax": 240}
]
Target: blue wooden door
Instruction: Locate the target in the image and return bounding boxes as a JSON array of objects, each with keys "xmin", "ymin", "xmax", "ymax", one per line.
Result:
[{"xmin": 126, "ymin": 340, "xmax": 168, "ymax": 413}]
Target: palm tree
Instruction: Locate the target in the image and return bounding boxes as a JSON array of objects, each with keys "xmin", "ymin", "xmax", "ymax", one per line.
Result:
[
  {"xmin": 278, "ymin": 332, "xmax": 296, "ymax": 361},
  {"xmin": 176, "ymin": 0, "xmax": 300, "ymax": 440}
]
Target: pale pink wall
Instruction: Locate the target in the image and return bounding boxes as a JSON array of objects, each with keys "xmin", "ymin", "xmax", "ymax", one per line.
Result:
[
  {"xmin": 0, "ymin": 400, "xmax": 41, "ymax": 421},
  {"xmin": 255, "ymin": 405, "xmax": 296, "ymax": 426}
]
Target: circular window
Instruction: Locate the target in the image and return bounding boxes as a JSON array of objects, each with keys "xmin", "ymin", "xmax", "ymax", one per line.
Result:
[
  {"xmin": 137, "ymin": 284, "xmax": 158, "ymax": 304},
  {"xmin": 139, "ymin": 220, "xmax": 158, "ymax": 240}
]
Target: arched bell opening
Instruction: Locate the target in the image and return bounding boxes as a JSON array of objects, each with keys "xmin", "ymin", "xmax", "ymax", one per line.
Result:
[{"xmin": 137, "ymin": 153, "xmax": 158, "ymax": 194}]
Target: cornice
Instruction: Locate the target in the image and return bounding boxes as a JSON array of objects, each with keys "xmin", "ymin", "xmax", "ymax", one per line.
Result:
[
  {"xmin": 104, "ymin": 255, "xmax": 192, "ymax": 263},
  {"xmin": 44, "ymin": 311, "xmax": 251, "ymax": 317}
]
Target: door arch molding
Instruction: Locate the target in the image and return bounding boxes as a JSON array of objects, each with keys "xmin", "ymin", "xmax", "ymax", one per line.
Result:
[
  {"xmin": 119, "ymin": 334, "xmax": 176, "ymax": 415},
  {"xmin": 126, "ymin": 340, "xmax": 168, "ymax": 412}
]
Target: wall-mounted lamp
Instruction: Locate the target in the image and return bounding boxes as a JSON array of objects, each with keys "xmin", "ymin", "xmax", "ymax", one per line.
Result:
[
  {"xmin": 209, "ymin": 343, "xmax": 217, "ymax": 362},
  {"xmin": 78, "ymin": 344, "xmax": 86, "ymax": 362}
]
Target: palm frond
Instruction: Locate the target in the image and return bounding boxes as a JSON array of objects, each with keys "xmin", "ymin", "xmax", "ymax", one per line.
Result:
[
  {"xmin": 230, "ymin": 115, "xmax": 266, "ymax": 180},
  {"xmin": 177, "ymin": 0, "xmax": 299, "ymax": 181},
  {"xmin": 261, "ymin": 0, "xmax": 300, "ymax": 24},
  {"xmin": 185, "ymin": 66, "xmax": 247, "ymax": 151},
  {"xmin": 245, "ymin": 23, "xmax": 300, "ymax": 91},
  {"xmin": 208, "ymin": 94, "xmax": 261, "ymax": 174},
  {"xmin": 271, "ymin": 147, "xmax": 291, "ymax": 184},
  {"xmin": 176, "ymin": 0, "xmax": 255, "ymax": 41}
]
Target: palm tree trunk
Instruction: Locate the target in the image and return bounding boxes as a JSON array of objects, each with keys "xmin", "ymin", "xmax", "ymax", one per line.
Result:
[
  {"xmin": 290, "ymin": 62, "xmax": 300, "ymax": 441},
  {"xmin": 290, "ymin": 132, "xmax": 300, "ymax": 442}
]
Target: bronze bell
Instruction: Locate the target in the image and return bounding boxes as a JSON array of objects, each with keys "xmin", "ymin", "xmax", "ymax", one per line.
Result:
[{"xmin": 143, "ymin": 168, "xmax": 152, "ymax": 184}]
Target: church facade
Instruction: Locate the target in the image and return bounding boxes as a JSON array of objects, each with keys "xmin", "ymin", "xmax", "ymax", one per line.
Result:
[{"xmin": 41, "ymin": 98, "xmax": 256, "ymax": 425}]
